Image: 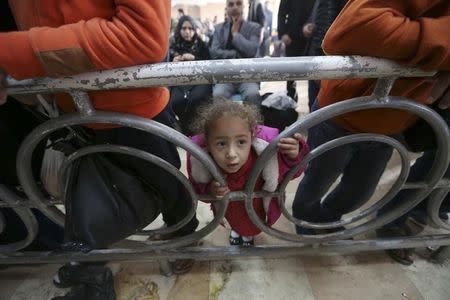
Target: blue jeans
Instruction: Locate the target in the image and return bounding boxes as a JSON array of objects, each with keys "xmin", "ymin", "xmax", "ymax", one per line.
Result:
[
  {"xmin": 213, "ymin": 83, "xmax": 261, "ymax": 106},
  {"xmin": 292, "ymin": 102, "xmax": 393, "ymax": 230}
]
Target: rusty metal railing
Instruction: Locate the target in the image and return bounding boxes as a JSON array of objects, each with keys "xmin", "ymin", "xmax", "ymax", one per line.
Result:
[{"xmin": 1, "ymin": 56, "xmax": 449, "ymax": 267}]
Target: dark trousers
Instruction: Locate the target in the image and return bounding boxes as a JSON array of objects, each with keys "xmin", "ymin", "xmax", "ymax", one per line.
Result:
[
  {"xmin": 94, "ymin": 107, "xmax": 199, "ymax": 236},
  {"xmin": 292, "ymin": 102, "xmax": 393, "ymax": 230},
  {"xmin": 285, "ymin": 45, "xmax": 306, "ymax": 101},
  {"xmin": 382, "ymin": 151, "xmax": 450, "ymax": 227},
  {"xmin": 170, "ymin": 85, "xmax": 212, "ymax": 135},
  {"xmin": 0, "ymin": 98, "xmax": 63, "ymax": 249},
  {"xmin": 308, "ymin": 80, "xmax": 320, "ymax": 112}
]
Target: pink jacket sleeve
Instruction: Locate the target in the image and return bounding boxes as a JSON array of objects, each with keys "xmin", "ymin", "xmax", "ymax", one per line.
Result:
[{"xmin": 186, "ymin": 152, "xmax": 211, "ymax": 196}]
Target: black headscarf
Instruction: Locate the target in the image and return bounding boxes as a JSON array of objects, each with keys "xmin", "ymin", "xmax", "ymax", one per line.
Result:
[{"xmin": 170, "ymin": 16, "xmax": 209, "ymax": 61}]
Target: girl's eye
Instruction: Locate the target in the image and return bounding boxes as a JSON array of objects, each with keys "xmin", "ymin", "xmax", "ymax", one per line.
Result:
[
  {"xmin": 238, "ymin": 139, "xmax": 248, "ymax": 145},
  {"xmin": 216, "ymin": 141, "xmax": 226, "ymax": 147}
]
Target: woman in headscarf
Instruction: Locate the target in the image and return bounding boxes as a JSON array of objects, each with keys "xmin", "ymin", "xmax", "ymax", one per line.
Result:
[{"xmin": 170, "ymin": 16, "xmax": 212, "ymax": 135}]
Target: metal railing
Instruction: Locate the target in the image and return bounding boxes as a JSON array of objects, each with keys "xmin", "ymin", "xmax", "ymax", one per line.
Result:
[{"xmin": 1, "ymin": 56, "xmax": 449, "ymax": 266}]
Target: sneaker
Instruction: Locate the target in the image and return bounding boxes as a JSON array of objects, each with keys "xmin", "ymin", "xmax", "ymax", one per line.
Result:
[
  {"xmin": 229, "ymin": 235, "xmax": 243, "ymax": 246},
  {"xmin": 242, "ymin": 239, "xmax": 254, "ymax": 247}
]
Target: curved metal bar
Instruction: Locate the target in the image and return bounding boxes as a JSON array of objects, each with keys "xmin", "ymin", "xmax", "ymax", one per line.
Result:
[
  {"xmin": 403, "ymin": 179, "xmax": 450, "ymax": 190},
  {"xmin": 6, "ymin": 56, "xmax": 434, "ymax": 95},
  {"xmin": 276, "ymin": 134, "xmax": 410, "ymax": 229},
  {"xmin": 17, "ymin": 112, "xmax": 225, "ymax": 226},
  {"xmin": 140, "ymin": 191, "xmax": 234, "ymax": 250},
  {"xmin": 244, "ymin": 96, "xmax": 450, "ymax": 242},
  {"xmin": 427, "ymin": 188, "xmax": 450, "ymax": 231},
  {"xmin": 0, "ymin": 185, "xmax": 39, "ymax": 252},
  {"xmin": 58, "ymin": 145, "xmax": 198, "ymax": 237}
]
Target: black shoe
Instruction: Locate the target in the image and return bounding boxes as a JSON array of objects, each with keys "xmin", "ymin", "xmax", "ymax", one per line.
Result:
[
  {"xmin": 242, "ymin": 239, "xmax": 254, "ymax": 247},
  {"xmin": 229, "ymin": 234, "xmax": 243, "ymax": 246},
  {"xmin": 53, "ymin": 264, "xmax": 116, "ymax": 300},
  {"xmin": 53, "ymin": 264, "xmax": 84, "ymax": 288}
]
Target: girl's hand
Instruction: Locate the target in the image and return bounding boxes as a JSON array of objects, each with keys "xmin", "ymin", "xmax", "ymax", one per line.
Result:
[
  {"xmin": 209, "ymin": 180, "xmax": 230, "ymax": 198},
  {"xmin": 278, "ymin": 133, "xmax": 303, "ymax": 160}
]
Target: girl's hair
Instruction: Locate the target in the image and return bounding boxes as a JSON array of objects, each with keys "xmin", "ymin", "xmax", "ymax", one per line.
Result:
[{"xmin": 191, "ymin": 97, "xmax": 263, "ymax": 138}]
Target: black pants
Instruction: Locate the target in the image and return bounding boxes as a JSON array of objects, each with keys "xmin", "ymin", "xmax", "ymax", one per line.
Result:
[
  {"xmin": 170, "ymin": 85, "xmax": 212, "ymax": 135},
  {"xmin": 0, "ymin": 98, "xmax": 64, "ymax": 249},
  {"xmin": 285, "ymin": 45, "xmax": 306, "ymax": 101},
  {"xmin": 381, "ymin": 151, "xmax": 450, "ymax": 227},
  {"xmin": 94, "ymin": 107, "xmax": 199, "ymax": 236},
  {"xmin": 308, "ymin": 80, "xmax": 320, "ymax": 112}
]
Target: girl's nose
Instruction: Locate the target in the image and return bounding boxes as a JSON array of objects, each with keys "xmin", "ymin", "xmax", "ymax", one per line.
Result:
[{"xmin": 226, "ymin": 147, "xmax": 237, "ymax": 159}]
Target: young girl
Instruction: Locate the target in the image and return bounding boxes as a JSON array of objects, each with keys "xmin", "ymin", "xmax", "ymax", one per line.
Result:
[{"xmin": 187, "ymin": 98, "xmax": 309, "ymax": 246}]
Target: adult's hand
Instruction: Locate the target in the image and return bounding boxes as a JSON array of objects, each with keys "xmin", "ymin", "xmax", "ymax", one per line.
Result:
[
  {"xmin": 427, "ymin": 72, "xmax": 450, "ymax": 109},
  {"xmin": 281, "ymin": 34, "xmax": 292, "ymax": 46},
  {"xmin": 182, "ymin": 53, "xmax": 195, "ymax": 61},
  {"xmin": 302, "ymin": 23, "xmax": 316, "ymax": 38},
  {"xmin": 231, "ymin": 16, "xmax": 242, "ymax": 36},
  {"xmin": 173, "ymin": 55, "xmax": 183, "ymax": 62},
  {"xmin": 0, "ymin": 69, "xmax": 7, "ymax": 105}
]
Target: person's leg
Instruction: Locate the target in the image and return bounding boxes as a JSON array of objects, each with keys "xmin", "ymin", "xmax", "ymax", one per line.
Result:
[
  {"xmin": 212, "ymin": 83, "xmax": 235, "ymax": 99},
  {"xmin": 238, "ymin": 83, "xmax": 261, "ymax": 107},
  {"xmin": 400, "ymin": 151, "xmax": 450, "ymax": 224},
  {"xmin": 284, "ymin": 46, "xmax": 300, "ymax": 101},
  {"xmin": 320, "ymin": 141, "xmax": 394, "ymax": 221},
  {"xmin": 169, "ymin": 87, "xmax": 187, "ymax": 119},
  {"xmin": 286, "ymin": 80, "xmax": 297, "ymax": 101},
  {"xmin": 308, "ymin": 80, "xmax": 320, "ymax": 112},
  {"xmin": 375, "ymin": 151, "xmax": 439, "ymax": 265},
  {"xmin": 292, "ymin": 119, "xmax": 353, "ymax": 228},
  {"xmin": 180, "ymin": 84, "xmax": 212, "ymax": 135},
  {"xmin": 94, "ymin": 107, "xmax": 199, "ymax": 237}
]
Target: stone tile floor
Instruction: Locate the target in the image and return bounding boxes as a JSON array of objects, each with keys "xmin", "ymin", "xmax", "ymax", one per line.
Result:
[{"xmin": 1, "ymin": 81, "xmax": 449, "ymax": 299}]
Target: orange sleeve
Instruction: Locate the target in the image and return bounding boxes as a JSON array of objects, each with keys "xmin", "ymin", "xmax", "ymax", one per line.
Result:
[
  {"xmin": 322, "ymin": 0, "xmax": 450, "ymax": 71},
  {"xmin": 0, "ymin": 0, "xmax": 171, "ymax": 79}
]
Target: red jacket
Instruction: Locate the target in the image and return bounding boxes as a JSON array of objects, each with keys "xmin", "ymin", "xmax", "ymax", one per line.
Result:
[
  {"xmin": 1, "ymin": 1, "xmax": 171, "ymax": 123},
  {"xmin": 187, "ymin": 126, "xmax": 309, "ymax": 236},
  {"xmin": 319, "ymin": 0, "xmax": 450, "ymax": 134}
]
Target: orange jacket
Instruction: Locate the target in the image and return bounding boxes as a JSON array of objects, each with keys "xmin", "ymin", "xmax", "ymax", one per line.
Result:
[
  {"xmin": 318, "ymin": 0, "xmax": 450, "ymax": 134},
  {"xmin": 1, "ymin": 0, "xmax": 171, "ymax": 123}
]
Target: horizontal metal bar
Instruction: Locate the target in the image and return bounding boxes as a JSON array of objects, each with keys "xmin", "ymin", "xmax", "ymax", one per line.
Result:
[
  {"xmin": 6, "ymin": 56, "xmax": 434, "ymax": 95},
  {"xmin": 1, "ymin": 234, "xmax": 450, "ymax": 265}
]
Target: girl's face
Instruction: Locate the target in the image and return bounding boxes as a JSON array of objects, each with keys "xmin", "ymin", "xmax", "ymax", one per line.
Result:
[
  {"xmin": 206, "ymin": 116, "xmax": 252, "ymax": 174},
  {"xmin": 180, "ymin": 20, "xmax": 195, "ymax": 41}
]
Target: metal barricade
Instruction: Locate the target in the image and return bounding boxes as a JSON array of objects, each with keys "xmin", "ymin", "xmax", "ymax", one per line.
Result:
[{"xmin": 1, "ymin": 56, "xmax": 449, "ymax": 265}]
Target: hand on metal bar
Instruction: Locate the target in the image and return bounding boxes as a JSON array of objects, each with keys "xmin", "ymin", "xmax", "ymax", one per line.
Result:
[
  {"xmin": 210, "ymin": 180, "xmax": 230, "ymax": 199},
  {"xmin": 428, "ymin": 71, "xmax": 450, "ymax": 109}
]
